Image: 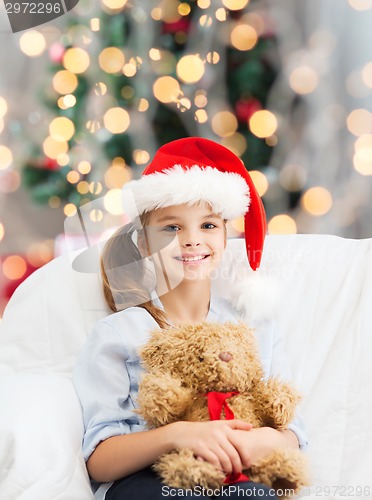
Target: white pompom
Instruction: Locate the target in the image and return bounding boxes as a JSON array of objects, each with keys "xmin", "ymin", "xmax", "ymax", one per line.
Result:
[{"xmin": 231, "ymin": 272, "xmax": 281, "ymax": 326}]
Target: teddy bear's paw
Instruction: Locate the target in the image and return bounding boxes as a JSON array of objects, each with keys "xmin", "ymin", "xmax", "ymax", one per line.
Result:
[
  {"xmin": 137, "ymin": 373, "xmax": 193, "ymax": 427},
  {"xmin": 154, "ymin": 449, "xmax": 225, "ymax": 490},
  {"xmin": 248, "ymin": 448, "xmax": 310, "ymax": 497}
]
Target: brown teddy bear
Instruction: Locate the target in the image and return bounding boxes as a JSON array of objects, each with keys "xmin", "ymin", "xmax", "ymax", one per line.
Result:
[{"xmin": 137, "ymin": 321, "xmax": 309, "ymax": 497}]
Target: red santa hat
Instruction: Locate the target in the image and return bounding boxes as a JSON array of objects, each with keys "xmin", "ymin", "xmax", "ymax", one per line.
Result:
[{"xmin": 122, "ymin": 137, "xmax": 267, "ymax": 271}]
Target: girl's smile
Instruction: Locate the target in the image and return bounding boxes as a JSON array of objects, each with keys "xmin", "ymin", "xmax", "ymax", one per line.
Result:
[{"xmin": 140, "ymin": 202, "xmax": 227, "ymax": 285}]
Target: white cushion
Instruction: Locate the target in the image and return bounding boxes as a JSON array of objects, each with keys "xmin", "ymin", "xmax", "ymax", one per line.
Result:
[{"xmin": 0, "ymin": 234, "xmax": 371, "ymax": 498}]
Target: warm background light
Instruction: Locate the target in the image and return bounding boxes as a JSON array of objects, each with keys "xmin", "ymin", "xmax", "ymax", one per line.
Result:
[
  {"xmin": 346, "ymin": 108, "xmax": 372, "ymax": 136},
  {"xmin": 348, "ymin": 0, "xmax": 372, "ymax": 10},
  {"xmin": 177, "ymin": 55, "xmax": 205, "ymax": 83},
  {"xmin": 221, "ymin": 133, "xmax": 247, "ymax": 156},
  {"xmin": 101, "ymin": 0, "xmax": 128, "ymax": 10},
  {"xmin": 103, "ymin": 107, "xmax": 130, "ymax": 134},
  {"xmin": 268, "ymin": 214, "xmax": 297, "ymax": 234},
  {"xmin": 49, "ymin": 117, "xmax": 75, "ymax": 141},
  {"xmin": 153, "ymin": 76, "xmax": 181, "ymax": 103},
  {"xmin": 0, "ymin": 97, "xmax": 8, "ymax": 119},
  {"xmin": 19, "ymin": 31, "xmax": 46, "ymax": 57},
  {"xmin": 3, "ymin": 255, "xmax": 27, "ymax": 280},
  {"xmin": 0, "ymin": 146, "xmax": 13, "ymax": 170},
  {"xmin": 43, "ymin": 136, "xmax": 68, "ymax": 159},
  {"xmin": 211, "ymin": 111, "xmax": 238, "ymax": 137},
  {"xmin": 195, "ymin": 109, "xmax": 208, "ymax": 123},
  {"xmin": 99, "ymin": 47, "xmax": 125, "ymax": 73},
  {"xmin": 63, "ymin": 48, "xmax": 90, "ymax": 74},
  {"xmin": 104, "ymin": 188, "xmax": 123, "ymax": 215},
  {"xmin": 230, "ymin": 24, "xmax": 258, "ymax": 51},
  {"xmin": 26, "ymin": 242, "xmax": 53, "ymax": 267},
  {"xmin": 222, "ymin": 0, "xmax": 249, "ymax": 9},
  {"xmin": 249, "ymin": 110, "xmax": 278, "ymax": 138},
  {"xmin": 250, "ymin": 170, "xmax": 269, "ymax": 197},
  {"xmin": 52, "ymin": 70, "xmax": 78, "ymax": 95},
  {"xmin": 289, "ymin": 66, "xmax": 318, "ymax": 94},
  {"xmin": 0, "ymin": 223, "xmax": 4, "ymax": 242},
  {"xmin": 63, "ymin": 203, "xmax": 77, "ymax": 217},
  {"xmin": 302, "ymin": 187, "xmax": 333, "ymax": 216},
  {"xmin": 104, "ymin": 164, "xmax": 132, "ymax": 188}
]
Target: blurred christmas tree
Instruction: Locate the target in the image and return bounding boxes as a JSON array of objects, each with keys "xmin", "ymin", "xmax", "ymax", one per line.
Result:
[{"xmin": 21, "ymin": 0, "xmax": 279, "ymax": 210}]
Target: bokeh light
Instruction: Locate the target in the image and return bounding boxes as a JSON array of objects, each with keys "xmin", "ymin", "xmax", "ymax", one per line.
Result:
[
  {"xmin": 3, "ymin": 255, "xmax": 27, "ymax": 280},
  {"xmin": 221, "ymin": 133, "xmax": 247, "ymax": 156},
  {"xmin": 0, "ymin": 97, "xmax": 8, "ymax": 119},
  {"xmin": 52, "ymin": 70, "xmax": 78, "ymax": 95},
  {"xmin": 153, "ymin": 76, "xmax": 181, "ymax": 103},
  {"xmin": 302, "ymin": 187, "xmax": 333, "ymax": 216},
  {"xmin": 64, "ymin": 203, "xmax": 77, "ymax": 217},
  {"xmin": 268, "ymin": 215, "xmax": 297, "ymax": 234},
  {"xmin": 211, "ymin": 111, "xmax": 238, "ymax": 137},
  {"xmin": 289, "ymin": 66, "xmax": 318, "ymax": 94},
  {"xmin": 104, "ymin": 164, "xmax": 132, "ymax": 188},
  {"xmin": 250, "ymin": 170, "xmax": 269, "ymax": 197},
  {"xmin": 104, "ymin": 188, "xmax": 123, "ymax": 215},
  {"xmin": 347, "ymin": 109, "xmax": 372, "ymax": 136},
  {"xmin": 19, "ymin": 31, "xmax": 46, "ymax": 57},
  {"xmin": 27, "ymin": 242, "xmax": 53, "ymax": 267},
  {"xmin": 103, "ymin": 107, "xmax": 130, "ymax": 134},
  {"xmin": 101, "ymin": 0, "xmax": 128, "ymax": 10},
  {"xmin": 177, "ymin": 55, "xmax": 205, "ymax": 83},
  {"xmin": 63, "ymin": 48, "xmax": 90, "ymax": 74},
  {"xmin": 222, "ymin": 0, "xmax": 249, "ymax": 9},
  {"xmin": 249, "ymin": 110, "xmax": 278, "ymax": 138},
  {"xmin": 0, "ymin": 146, "xmax": 13, "ymax": 170},
  {"xmin": 43, "ymin": 136, "xmax": 68, "ymax": 159},
  {"xmin": 133, "ymin": 149, "xmax": 150, "ymax": 165},
  {"xmin": 49, "ymin": 117, "xmax": 75, "ymax": 141},
  {"xmin": 348, "ymin": 0, "xmax": 372, "ymax": 10},
  {"xmin": 99, "ymin": 47, "xmax": 125, "ymax": 73},
  {"xmin": 231, "ymin": 24, "xmax": 258, "ymax": 51}
]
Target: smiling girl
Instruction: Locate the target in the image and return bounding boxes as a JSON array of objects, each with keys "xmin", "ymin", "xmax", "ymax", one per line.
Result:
[{"xmin": 73, "ymin": 137, "xmax": 308, "ymax": 500}]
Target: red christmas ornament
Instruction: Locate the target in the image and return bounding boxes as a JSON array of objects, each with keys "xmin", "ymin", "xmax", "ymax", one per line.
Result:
[
  {"xmin": 42, "ymin": 158, "xmax": 59, "ymax": 171},
  {"xmin": 235, "ymin": 98, "xmax": 262, "ymax": 123},
  {"xmin": 49, "ymin": 42, "xmax": 65, "ymax": 64},
  {"xmin": 162, "ymin": 17, "xmax": 190, "ymax": 34}
]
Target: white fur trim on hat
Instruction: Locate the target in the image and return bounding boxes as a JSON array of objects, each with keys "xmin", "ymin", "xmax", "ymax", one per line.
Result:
[
  {"xmin": 122, "ymin": 165, "xmax": 250, "ymax": 220},
  {"xmin": 231, "ymin": 273, "xmax": 281, "ymax": 326}
]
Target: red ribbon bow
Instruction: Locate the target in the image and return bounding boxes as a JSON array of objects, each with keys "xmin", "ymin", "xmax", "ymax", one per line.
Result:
[{"xmin": 204, "ymin": 391, "xmax": 250, "ymax": 484}]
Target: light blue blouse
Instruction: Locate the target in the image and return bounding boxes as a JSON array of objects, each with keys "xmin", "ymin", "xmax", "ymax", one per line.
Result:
[{"xmin": 73, "ymin": 293, "xmax": 308, "ymax": 498}]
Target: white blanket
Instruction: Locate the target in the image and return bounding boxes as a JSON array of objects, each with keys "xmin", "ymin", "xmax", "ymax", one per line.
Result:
[{"xmin": 0, "ymin": 234, "xmax": 371, "ymax": 499}]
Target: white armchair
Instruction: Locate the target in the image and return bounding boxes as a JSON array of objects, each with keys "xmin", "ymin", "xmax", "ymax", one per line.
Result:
[{"xmin": 1, "ymin": 235, "xmax": 371, "ymax": 499}]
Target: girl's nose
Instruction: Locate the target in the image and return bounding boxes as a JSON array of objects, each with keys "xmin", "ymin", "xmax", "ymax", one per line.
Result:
[{"xmin": 185, "ymin": 241, "xmax": 200, "ymax": 247}]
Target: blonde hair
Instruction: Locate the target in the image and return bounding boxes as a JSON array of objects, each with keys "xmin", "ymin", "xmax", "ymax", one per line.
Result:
[{"xmin": 100, "ymin": 212, "xmax": 169, "ymax": 329}]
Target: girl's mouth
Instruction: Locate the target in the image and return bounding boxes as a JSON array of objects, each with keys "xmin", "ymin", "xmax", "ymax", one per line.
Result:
[{"xmin": 173, "ymin": 254, "xmax": 210, "ymax": 262}]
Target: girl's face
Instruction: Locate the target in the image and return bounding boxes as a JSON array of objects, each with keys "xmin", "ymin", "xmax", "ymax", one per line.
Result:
[{"xmin": 140, "ymin": 202, "xmax": 226, "ymax": 287}]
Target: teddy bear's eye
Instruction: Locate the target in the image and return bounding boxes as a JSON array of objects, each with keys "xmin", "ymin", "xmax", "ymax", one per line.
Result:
[{"xmin": 198, "ymin": 356, "xmax": 204, "ymax": 362}]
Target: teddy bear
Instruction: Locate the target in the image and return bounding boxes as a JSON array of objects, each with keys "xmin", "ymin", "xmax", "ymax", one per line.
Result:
[{"xmin": 136, "ymin": 321, "xmax": 309, "ymax": 497}]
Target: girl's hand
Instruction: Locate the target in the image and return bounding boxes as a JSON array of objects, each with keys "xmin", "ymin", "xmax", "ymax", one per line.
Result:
[
  {"xmin": 169, "ymin": 420, "xmax": 252, "ymax": 476},
  {"xmin": 229, "ymin": 427, "xmax": 298, "ymax": 469}
]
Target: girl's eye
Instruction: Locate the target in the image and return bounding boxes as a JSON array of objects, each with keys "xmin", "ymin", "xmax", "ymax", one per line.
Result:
[
  {"xmin": 163, "ymin": 225, "xmax": 180, "ymax": 232},
  {"xmin": 202, "ymin": 222, "xmax": 217, "ymax": 229}
]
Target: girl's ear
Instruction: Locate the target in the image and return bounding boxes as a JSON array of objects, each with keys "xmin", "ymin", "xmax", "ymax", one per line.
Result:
[{"xmin": 137, "ymin": 230, "xmax": 150, "ymax": 258}]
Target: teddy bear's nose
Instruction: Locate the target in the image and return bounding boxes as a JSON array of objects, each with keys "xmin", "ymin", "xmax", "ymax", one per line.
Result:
[{"xmin": 219, "ymin": 352, "xmax": 233, "ymax": 362}]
